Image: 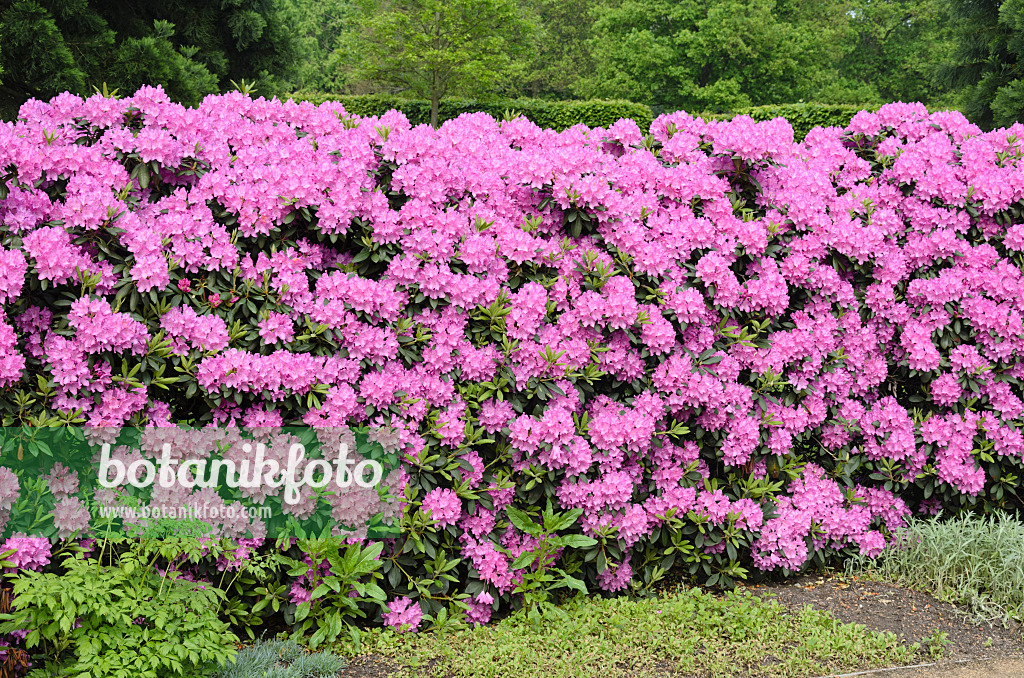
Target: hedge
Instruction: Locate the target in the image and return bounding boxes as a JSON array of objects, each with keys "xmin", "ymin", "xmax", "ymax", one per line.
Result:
[
  {"xmin": 689, "ymin": 103, "xmax": 881, "ymax": 141},
  {"xmin": 1, "ymin": 90, "xmax": 1023, "ymax": 642},
  {"xmin": 282, "ymin": 96, "xmax": 878, "ymax": 142},
  {"xmin": 285, "ymin": 91, "xmax": 654, "ymax": 131}
]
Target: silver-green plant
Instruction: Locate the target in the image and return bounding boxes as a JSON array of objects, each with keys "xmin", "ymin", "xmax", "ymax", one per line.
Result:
[
  {"xmin": 847, "ymin": 511, "xmax": 1024, "ymax": 626},
  {"xmin": 213, "ymin": 639, "xmax": 346, "ymax": 678}
]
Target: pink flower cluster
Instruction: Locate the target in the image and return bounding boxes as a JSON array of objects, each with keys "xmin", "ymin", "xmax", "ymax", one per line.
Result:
[{"xmin": 382, "ymin": 597, "xmax": 422, "ymax": 633}]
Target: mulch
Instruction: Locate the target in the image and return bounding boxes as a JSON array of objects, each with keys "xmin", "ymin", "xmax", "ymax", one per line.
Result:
[
  {"xmin": 748, "ymin": 573, "xmax": 1024, "ymax": 661},
  {"xmin": 339, "ymin": 656, "xmax": 400, "ymax": 678}
]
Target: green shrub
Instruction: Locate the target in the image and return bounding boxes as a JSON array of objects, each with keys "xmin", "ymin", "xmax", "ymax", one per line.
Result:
[
  {"xmin": 0, "ymin": 537, "xmax": 239, "ymax": 677},
  {"xmin": 700, "ymin": 102, "xmax": 965, "ymax": 141},
  {"xmin": 284, "ymin": 92, "xmax": 654, "ymax": 131},
  {"xmin": 280, "ymin": 539, "xmax": 387, "ymax": 649},
  {"xmin": 691, "ymin": 103, "xmax": 879, "ymax": 141},
  {"xmin": 735, "ymin": 102, "xmax": 876, "ymax": 136}
]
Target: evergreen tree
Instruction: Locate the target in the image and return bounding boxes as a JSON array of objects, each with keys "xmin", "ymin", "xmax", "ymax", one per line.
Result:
[
  {"xmin": 278, "ymin": 0, "xmax": 359, "ymax": 93},
  {"xmin": 0, "ymin": 0, "xmax": 297, "ymax": 118},
  {"xmin": 940, "ymin": 0, "xmax": 1024, "ymax": 129}
]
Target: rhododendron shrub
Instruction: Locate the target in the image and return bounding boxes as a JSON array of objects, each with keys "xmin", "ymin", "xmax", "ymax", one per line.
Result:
[{"xmin": 1, "ymin": 88, "xmax": 1024, "ymax": 628}]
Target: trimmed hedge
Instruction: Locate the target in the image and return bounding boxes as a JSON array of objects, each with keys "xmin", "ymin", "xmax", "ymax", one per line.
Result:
[
  {"xmin": 694, "ymin": 103, "xmax": 880, "ymax": 141},
  {"xmin": 285, "ymin": 91, "xmax": 654, "ymax": 132},
  {"xmin": 284, "ymin": 96, "xmax": 872, "ymax": 142},
  {"xmin": 733, "ymin": 103, "xmax": 877, "ymax": 140}
]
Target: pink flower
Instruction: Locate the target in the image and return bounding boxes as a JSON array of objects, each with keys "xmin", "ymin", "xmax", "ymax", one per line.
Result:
[
  {"xmin": 1, "ymin": 536, "xmax": 51, "ymax": 571},
  {"xmin": 465, "ymin": 591, "xmax": 494, "ymax": 625},
  {"xmin": 421, "ymin": 488, "xmax": 461, "ymax": 528},
  {"xmin": 383, "ymin": 597, "xmax": 422, "ymax": 633},
  {"xmin": 52, "ymin": 497, "xmax": 90, "ymax": 538},
  {"xmin": 258, "ymin": 312, "xmax": 295, "ymax": 345}
]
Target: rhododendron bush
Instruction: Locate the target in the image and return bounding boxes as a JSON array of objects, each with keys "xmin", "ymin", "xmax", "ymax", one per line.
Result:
[{"xmin": 2, "ymin": 87, "xmax": 1024, "ymax": 629}]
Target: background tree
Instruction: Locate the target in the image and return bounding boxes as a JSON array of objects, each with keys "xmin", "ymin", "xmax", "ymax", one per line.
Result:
[
  {"xmin": 578, "ymin": 0, "xmax": 820, "ymax": 113},
  {"xmin": 336, "ymin": 0, "xmax": 538, "ymax": 127},
  {"xmin": 278, "ymin": 0, "xmax": 359, "ymax": 93},
  {"xmin": 830, "ymin": 0, "xmax": 955, "ymax": 106},
  {"xmin": 0, "ymin": 0, "xmax": 297, "ymax": 118},
  {"xmin": 940, "ymin": 0, "xmax": 1024, "ymax": 129},
  {"xmin": 517, "ymin": 0, "xmax": 596, "ymax": 100}
]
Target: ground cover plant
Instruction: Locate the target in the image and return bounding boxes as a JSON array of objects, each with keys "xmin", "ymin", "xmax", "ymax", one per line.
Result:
[
  {"xmin": 213, "ymin": 639, "xmax": 347, "ymax": 678},
  {"xmin": 337, "ymin": 586, "xmax": 921, "ymax": 678},
  {"xmin": 1, "ymin": 88, "xmax": 1024, "ymax": 665}
]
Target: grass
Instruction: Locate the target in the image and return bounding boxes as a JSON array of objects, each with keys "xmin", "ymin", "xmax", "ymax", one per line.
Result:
[
  {"xmin": 213, "ymin": 639, "xmax": 347, "ymax": 678},
  {"xmin": 847, "ymin": 511, "xmax": 1024, "ymax": 627},
  {"xmin": 339, "ymin": 587, "xmax": 919, "ymax": 678}
]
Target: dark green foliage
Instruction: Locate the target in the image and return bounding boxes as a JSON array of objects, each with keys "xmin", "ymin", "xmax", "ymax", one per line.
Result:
[
  {"xmin": 0, "ymin": 0, "xmax": 297, "ymax": 116},
  {"xmin": 106, "ymin": 20, "xmax": 220, "ymax": 106},
  {"xmin": 940, "ymin": 0, "xmax": 1024, "ymax": 130},
  {"xmin": 0, "ymin": 1, "xmax": 90, "ymax": 110},
  {"xmin": 827, "ymin": 0, "xmax": 956, "ymax": 107},
  {"xmin": 280, "ymin": 540, "xmax": 387, "ymax": 649},
  {"xmin": 287, "ymin": 91, "xmax": 654, "ymax": 131},
  {"xmin": 724, "ymin": 103, "xmax": 880, "ymax": 141},
  {"xmin": 277, "ymin": 0, "xmax": 360, "ymax": 92}
]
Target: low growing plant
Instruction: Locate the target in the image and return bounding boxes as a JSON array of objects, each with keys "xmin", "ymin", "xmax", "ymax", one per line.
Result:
[
  {"xmin": 280, "ymin": 539, "xmax": 387, "ymax": 649},
  {"xmin": 212, "ymin": 639, "xmax": 346, "ymax": 678},
  {"xmin": 0, "ymin": 536, "xmax": 238, "ymax": 678},
  {"xmin": 847, "ymin": 511, "xmax": 1024, "ymax": 626}
]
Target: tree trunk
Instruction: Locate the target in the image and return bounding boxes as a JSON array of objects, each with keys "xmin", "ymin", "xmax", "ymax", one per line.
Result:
[{"xmin": 431, "ymin": 91, "xmax": 439, "ymax": 128}]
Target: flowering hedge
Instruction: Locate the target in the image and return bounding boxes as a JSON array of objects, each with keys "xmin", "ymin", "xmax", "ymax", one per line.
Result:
[{"xmin": 2, "ymin": 89, "xmax": 1024, "ymax": 630}]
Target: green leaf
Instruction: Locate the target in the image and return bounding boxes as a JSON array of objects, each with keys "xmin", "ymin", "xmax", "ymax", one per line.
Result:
[
  {"xmin": 505, "ymin": 506, "xmax": 540, "ymax": 535},
  {"xmin": 555, "ymin": 534, "xmax": 597, "ymax": 550}
]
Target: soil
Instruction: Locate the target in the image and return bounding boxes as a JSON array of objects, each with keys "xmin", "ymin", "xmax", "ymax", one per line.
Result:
[
  {"xmin": 339, "ymin": 655, "xmax": 402, "ymax": 678},
  {"xmin": 335, "ymin": 573, "xmax": 1024, "ymax": 677},
  {"xmin": 750, "ymin": 573, "xmax": 1024, "ymax": 661}
]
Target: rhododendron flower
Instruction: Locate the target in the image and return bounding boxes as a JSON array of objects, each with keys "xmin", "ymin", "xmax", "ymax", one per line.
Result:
[
  {"xmin": 383, "ymin": 597, "xmax": 422, "ymax": 633},
  {"xmin": 259, "ymin": 312, "xmax": 295, "ymax": 345},
  {"xmin": 1, "ymin": 536, "xmax": 51, "ymax": 571},
  {"xmin": 52, "ymin": 496, "xmax": 90, "ymax": 538},
  {"xmin": 4, "ymin": 89, "xmax": 1024, "ymax": 606},
  {"xmin": 421, "ymin": 488, "xmax": 461, "ymax": 528},
  {"xmin": 465, "ymin": 591, "xmax": 494, "ymax": 625}
]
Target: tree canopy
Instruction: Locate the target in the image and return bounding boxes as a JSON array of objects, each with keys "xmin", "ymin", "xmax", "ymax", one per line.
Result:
[
  {"xmin": 578, "ymin": 0, "xmax": 819, "ymax": 112},
  {"xmin": 0, "ymin": 0, "xmax": 1020, "ymax": 129},
  {"xmin": 0, "ymin": 0, "xmax": 297, "ymax": 117},
  {"xmin": 940, "ymin": 0, "xmax": 1024, "ymax": 129},
  {"xmin": 335, "ymin": 0, "xmax": 536, "ymax": 127}
]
